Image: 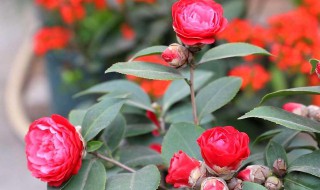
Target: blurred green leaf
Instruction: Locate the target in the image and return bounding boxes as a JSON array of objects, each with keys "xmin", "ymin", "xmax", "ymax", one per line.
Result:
[
  {"xmin": 163, "ymin": 70, "xmax": 214, "ymax": 112},
  {"xmin": 129, "ymin": 46, "xmax": 167, "ymax": 61},
  {"xmin": 239, "ymin": 106, "xmax": 320, "ymax": 133},
  {"xmin": 76, "ymin": 80, "xmax": 152, "ymax": 111},
  {"xmin": 242, "ymin": 182, "xmax": 267, "ymax": 190},
  {"xmin": 288, "ymin": 150, "xmax": 320, "ymax": 178},
  {"xmin": 198, "ymin": 43, "xmax": 270, "ymax": 65},
  {"xmin": 105, "ymin": 165, "xmax": 160, "ymax": 190},
  {"xmin": 260, "ymin": 86, "xmax": 320, "ymax": 105},
  {"xmin": 310, "ymin": 59, "xmax": 319, "ymax": 74},
  {"xmin": 119, "ymin": 146, "xmax": 163, "ymax": 167},
  {"xmin": 265, "ymin": 141, "xmax": 288, "ymax": 168},
  {"xmin": 285, "ymin": 172, "xmax": 320, "ymax": 189},
  {"xmin": 82, "ymin": 98, "xmax": 125, "ymax": 141},
  {"xmin": 102, "ymin": 114, "xmax": 126, "ymax": 152},
  {"xmin": 105, "ymin": 61, "xmax": 184, "ymax": 80},
  {"xmin": 87, "ymin": 141, "xmax": 104, "ymax": 153},
  {"xmin": 223, "ymin": 0, "xmax": 245, "ymax": 20},
  {"xmin": 196, "ymin": 77, "xmax": 242, "ymax": 121},
  {"xmin": 162, "ymin": 123, "xmax": 205, "ymax": 165},
  {"xmin": 69, "ymin": 109, "xmax": 87, "ymax": 126},
  {"xmin": 270, "ymin": 65, "xmax": 287, "ymax": 91}
]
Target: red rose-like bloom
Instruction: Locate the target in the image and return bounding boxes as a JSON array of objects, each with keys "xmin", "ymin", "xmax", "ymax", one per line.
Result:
[
  {"xmin": 172, "ymin": 0, "xmax": 228, "ymax": 46},
  {"xmin": 197, "ymin": 126, "xmax": 250, "ymax": 175},
  {"xmin": 166, "ymin": 151, "xmax": 201, "ymax": 188},
  {"xmin": 25, "ymin": 115, "xmax": 84, "ymax": 187}
]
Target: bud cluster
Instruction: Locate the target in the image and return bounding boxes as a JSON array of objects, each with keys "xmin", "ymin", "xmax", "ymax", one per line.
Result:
[{"xmin": 283, "ymin": 102, "xmax": 320, "ymax": 121}]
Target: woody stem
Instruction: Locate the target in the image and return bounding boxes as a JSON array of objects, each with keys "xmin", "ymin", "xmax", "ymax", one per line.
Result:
[{"xmin": 189, "ymin": 64, "xmax": 199, "ymax": 125}]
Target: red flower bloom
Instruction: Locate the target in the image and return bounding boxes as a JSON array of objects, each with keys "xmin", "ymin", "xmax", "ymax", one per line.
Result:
[
  {"xmin": 35, "ymin": 0, "xmax": 60, "ymax": 10},
  {"xmin": 121, "ymin": 23, "xmax": 136, "ymax": 40},
  {"xmin": 60, "ymin": 4, "xmax": 86, "ymax": 24},
  {"xmin": 197, "ymin": 126, "xmax": 250, "ymax": 176},
  {"xmin": 166, "ymin": 151, "xmax": 201, "ymax": 188},
  {"xmin": 172, "ymin": 0, "xmax": 227, "ymax": 46},
  {"xmin": 34, "ymin": 27, "xmax": 71, "ymax": 55},
  {"xmin": 228, "ymin": 64, "xmax": 270, "ymax": 91},
  {"xmin": 25, "ymin": 115, "xmax": 84, "ymax": 187}
]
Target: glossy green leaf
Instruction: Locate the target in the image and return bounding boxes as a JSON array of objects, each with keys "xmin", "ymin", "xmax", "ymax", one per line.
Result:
[
  {"xmin": 271, "ymin": 128, "xmax": 300, "ymax": 148},
  {"xmin": 119, "ymin": 146, "xmax": 163, "ymax": 167},
  {"xmin": 239, "ymin": 106, "xmax": 320, "ymax": 133},
  {"xmin": 48, "ymin": 159, "xmax": 106, "ymax": 190},
  {"xmin": 105, "ymin": 61, "xmax": 184, "ymax": 80},
  {"xmin": 284, "ymin": 172, "xmax": 320, "ymax": 190},
  {"xmin": 82, "ymin": 98, "xmax": 125, "ymax": 142},
  {"xmin": 124, "ymin": 114, "xmax": 155, "ymax": 137},
  {"xmin": 265, "ymin": 141, "xmax": 288, "ymax": 168},
  {"xmin": 288, "ymin": 150, "xmax": 320, "ymax": 178},
  {"xmin": 260, "ymin": 86, "xmax": 320, "ymax": 104},
  {"xmin": 198, "ymin": 43, "xmax": 270, "ymax": 65},
  {"xmin": 69, "ymin": 109, "xmax": 87, "ymax": 126},
  {"xmin": 196, "ymin": 77, "xmax": 242, "ymax": 121},
  {"xmin": 162, "ymin": 123, "xmax": 205, "ymax": 165},
  {"xmin": 310, "ymin": 59, "xmax": 319, "ymax": 74},
  {"xmin": 105, "ymin": 165, "xmax": 160, "ymax": 190},
  {"xmin": 87, "ymin": 141, "xmax": 104, "ymax": 153},
  {"xmin": 240, "ymin": 153, "xmax": 264, "ymax": 169},
  {"xmin": 242, "ymin": 182, "xmax": 267, "ymax": 190},
  {"xmin": 102, "ymin": 114, "xmax": 126, "ymax": 152},
  {"xmin": 163, "ymin": 70, "xmax": 214, "ymax": 112},
  {"xmin": 129, "ymin": 46, "xmax": 167, "ymax": 61},
  {"xmin": 75, "ymin": 80, "xmax": 152, "ymax": 111},
  {"xmin": 252, "ymin": 129, "xmax": 282, "ymax": 146}
]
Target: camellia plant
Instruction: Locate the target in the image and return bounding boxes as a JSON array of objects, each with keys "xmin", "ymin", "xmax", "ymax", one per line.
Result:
[{"xmin": 25, "ymin": 0, "xmax": 320, "ymax": 190}]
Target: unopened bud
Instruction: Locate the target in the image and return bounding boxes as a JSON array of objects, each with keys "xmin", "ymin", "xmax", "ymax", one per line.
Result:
[
  {"xmin": 273, "ymin": 159, "xmax": 287, "ymax": 177},
  {"xmin": 161, "ymin": 43, "xmax": 191, "ymax": 68},
  {"xmin": 237, "ymin": 165, "xmax": 272, "ymax": 184},
  {"xmin": 315, "ymin": 63, "xmax": 320, "ymax": 78},
  {"xmin": 283, "ymin": 102, "xmax": 308, "ymax": 117},
  {"xmin": 307, "ymin": 105, "xmax": 320, "ymax": 121},
  {"xmin": 201, "ymin": 177, "xmax": 229, "ymax": 190},
  {"xmin": 228, "ymin": 178, "xmax": 243, "ymax": 190},
  {"xmin": 205, "ymin": 164, "xmax": 236, "ymax": 180},
  {"xmin": 264, "ymin": 176, "xmax": 283, "ymax": 190},
  {"xmin": 189, "ymin": 162, "xmax": 207, "ymax": 187}
]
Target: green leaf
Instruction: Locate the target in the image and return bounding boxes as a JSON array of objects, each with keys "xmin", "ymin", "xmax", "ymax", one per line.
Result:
[
  {"xmin": 223, "ymin": 0, "xmax": 245, "ymax": 20},
  {"xmin": 265, "ymin": 141, "xmax": 288, "ymax": 168},
  {"xmin": 252, "ymin": 129, "xmax": 283, "ymax": 146},
  {"xmin": 102, "ymin": 114, "xmax": 126, "ymax": 152},
  {"xmin": 239, "ymin": 106, "xmax": 320, "ymax": 133},
  {"xmin": 285, "ymin": 172, "xmax": 320, "ymax": 190},
  {"xmin": 129, "ymin": 46, "xmax": 167, "ymax": 61},
  {"xmin": 163, "ymin": 70, "xmax": 214, "ymax": 112},
  {"xmin": 69, "ymin": 109, "xmax": 87, "ymax": 126},
  {"xmin": 240, "ymin": 153, "xmax": 264, "ymax": 169},
  {"xmin": 75, "ymin": 80, "xmax": 152, "ymax": 111},
  {"xmin": 105, "ymin": 165, "xmax": 160, "ymax": 190},
  {"xmin": 119, "ymin": 146, "xmax": 163, "ymax": 167},
  {"xmin": 242, "ymin": 182, "xmax": 267, "ymax": 190},
  {"xmin": 124, "ymin": 114, "xmax": 155, "ymax": 137},
  {"xmin": 288, "ymin": 150, "xmax": 320, "ymax": 178},
  {"xmin": 271, "ymin": 128, "xmax": 300, "ymax": 147},
  {"xmin": 82, "ymin": 98, "xmax": 125, "ymax": 142},
  {"xmin": 198, "ymin": 43, "xmax": 270, "ymax": 65},
  {"xmin": 105, "ymin": 61, "xmax": 184, "ymax": 80},
  {"xmin": 196, "ymin": 77, "xmax": 242, "ymax": 121},
  {"xmin": 260, "ymin": 86, "xmax": 320, "ymax": 104},
  {"xmin": 87, "ymin": 141, "xmax": 104, "ymax": 152},
  {"xmin": 48, "ymin": 159, "xmax": 107, "ymax": 190},
  {"xmin": 310, "ymin": 59, "xmax": 319, "ymax": 74},
  {"xmin": 270, "ymin": 65, "xmax": 287, "ymax": 91},
  {"xmin": 162, "ymin": 123, "xmax": 205, "ymax": 165}
]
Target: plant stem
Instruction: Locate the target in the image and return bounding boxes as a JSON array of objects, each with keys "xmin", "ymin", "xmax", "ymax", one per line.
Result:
[
  {"xmin": 189, "ymin": 64, "xmax": 199, "ymax": 125},
  {"xmin": 92, "ymin": 152, "xmax": 136, "ymax": 173},
  {"xmin": 92, "ymin": 152, "xmax": 169, "ymax": 190}
]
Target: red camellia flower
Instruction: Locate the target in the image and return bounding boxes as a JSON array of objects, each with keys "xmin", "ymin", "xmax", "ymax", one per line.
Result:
[
  {"xmin": 166, "ymin": 151, "xmax": 201, "ymax": 188},
  {"xmin": 25, "ymin": 115, "xmax": 84, "ymax": 187},
  {"xmin": 172, "ymin": 0, "xmax": 228, "ymax": 46},
  {"xmin": 34, "ymin": 27, "xmax": 71, "ymax": 55},
  {"xmin": 197, "ymin": 126, "xmax": 250, "ymax": 176}
]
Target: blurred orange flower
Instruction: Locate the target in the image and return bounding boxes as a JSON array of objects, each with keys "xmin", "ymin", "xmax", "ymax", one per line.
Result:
[
  {"xmin": 121, "ymin": 23, "xmax": 136, "ymax": 40},
  {"xmin": 229, "ymin": 64, "xmax": 270, "ymax": 91}
]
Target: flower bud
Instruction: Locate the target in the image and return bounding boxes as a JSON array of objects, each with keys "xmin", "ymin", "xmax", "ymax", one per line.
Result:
[
  {"xmin": 273, "ymin": 159, "xmax": 287, "ymax": 177},
  {"xmin": 282, "ymin": 102, "xmax": 308, "ymax": 117},
  {"xmin": 161, "ymin": 43, "xmax": 191, "ymax": 68},
  {"xmin": 264, "ymin": 176, "xmax": 283, "ymax": 190},
  {"xmin": 315, "ymin": 63, "xmax": 320, "ymax": 79},
  {"xmin": 237, "ymin": 165, "xmax": 272, "ymax": 184},
  {"xmin": 201, "ymin": 177, "xmax": 229, "ymax": 190},
  {"xmin": 307, "ymin": 105, "xmax": 320, "ymax": 121},
  {"xmin": 228, "ymin": 178, "xmax": 243, "ymax": 190}
]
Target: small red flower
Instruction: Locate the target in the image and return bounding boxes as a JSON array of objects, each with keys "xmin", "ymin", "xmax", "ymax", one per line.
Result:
[
  {"xmin": 149, "ymin": 143, "xmax": 162, "ymax": 153},
  {"xmin": 197, "ymin": 126, "xmax": 250, "ymax": 176},
  {"xmin": 121, "ymin": 23, "xmax": 136, "ymax": 40},
  {"xmin": 60, "ymin": 4, "xmax": 86, "ymax": 24},
  {"xmin": 172, "ymin": 0, "xmax": 228, "ymax": 46},
  {"xmin": 166, "ymin": 151, "xmax": 201, "ymax": 188},
  {"xmin": 25, "ymin": 115, "xmax": 84, "ymax": 187}
]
